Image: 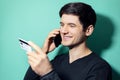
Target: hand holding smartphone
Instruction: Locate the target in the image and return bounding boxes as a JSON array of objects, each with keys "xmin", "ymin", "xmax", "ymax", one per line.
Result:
[{"xmin": 54, "ymin": 34, "xmax": 62, "ymax": 47}]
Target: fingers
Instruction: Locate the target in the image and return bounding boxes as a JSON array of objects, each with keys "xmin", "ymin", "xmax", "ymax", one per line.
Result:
[
  {"xmin": 48, "ymin": 29, "xmax": 60, "ymax": 38},
  {"xmin": 28, "ymin": 29, "xmax": 60, "ymax": 54},
  {"xmin": 51, "ymin": 29, "xmax": 60, "ymax": 35},
  {"xmin": 28, "ymin": 41, "xmax": 43, "ymax": 54},
  {"xmin": 27, "ymin": 51, "xmax": 38, "ymax": 60},
  {"xmin": 27, "ymin": 51, "xmax": 37, "ymax": 65},
  {"xmin": 27, "ymin": 51, "xmax": 52, "ymax": 76},
  {"xmin": 27, "ymin": 51, "xmax": 41, "ymax": 72}
]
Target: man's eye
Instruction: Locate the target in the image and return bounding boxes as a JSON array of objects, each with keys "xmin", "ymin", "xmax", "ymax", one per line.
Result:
[
  {"xmin": 60, "ymin": 24, "xmax": 63, "ymax": 26},
  {"xmin": 70, "ymin": 24, "xmax": 75, "ymax": 27},
  {"xmin": 60, "ymin": 23, "xmax": 64, "ymax": 27}
]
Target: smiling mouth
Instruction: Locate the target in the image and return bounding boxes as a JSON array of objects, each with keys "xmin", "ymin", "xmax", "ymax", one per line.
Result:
[{"xmin": 63, "ymin": 36, "xmax": 72, "ymax": 40}]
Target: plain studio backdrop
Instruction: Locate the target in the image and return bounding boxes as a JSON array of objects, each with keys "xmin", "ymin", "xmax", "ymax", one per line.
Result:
[{"xmin": 0, "ymin": 0, "xmax": 120, "ymax": 80}]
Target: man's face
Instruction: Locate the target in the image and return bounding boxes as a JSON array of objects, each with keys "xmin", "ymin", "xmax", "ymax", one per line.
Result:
[{"xmin": 60, "ymin": 14, "xmax": 87, "ymax": 47}]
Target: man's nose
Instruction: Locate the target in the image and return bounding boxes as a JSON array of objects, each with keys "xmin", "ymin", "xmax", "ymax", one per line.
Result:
[{"xmin": 60, "ymin": 26, "xmax": 69, "ymax": 34}]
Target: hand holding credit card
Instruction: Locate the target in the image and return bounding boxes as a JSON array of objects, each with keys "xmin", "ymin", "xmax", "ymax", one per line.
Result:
[{"xmin": 19, "ymin": 38, "xmax": 32, "ymax": 52}]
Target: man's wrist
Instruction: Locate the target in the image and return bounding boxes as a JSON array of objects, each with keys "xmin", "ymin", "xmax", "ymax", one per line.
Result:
[
  {"xmin": 41, "ymin": 47, "xmax": 48, "ymax": 54},
  {"xmin": 40, "ymin": 68, "xmax": 53, "ymax": 76}
]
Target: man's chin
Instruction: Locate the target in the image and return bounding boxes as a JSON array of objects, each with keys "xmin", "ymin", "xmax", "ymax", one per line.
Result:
[{"xmin": 61, "ymin": 42, "xmax": 71, "ymax": 47}]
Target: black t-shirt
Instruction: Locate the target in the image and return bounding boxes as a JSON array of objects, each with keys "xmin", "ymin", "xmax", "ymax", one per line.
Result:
[{"xmin": 24, "ymin": 52, "xmax": 112, "ymax": 80}]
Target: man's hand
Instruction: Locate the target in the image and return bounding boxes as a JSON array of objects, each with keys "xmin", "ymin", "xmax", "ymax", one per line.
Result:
[
  {"xmin": 42, "ymin": 29, "xmax": 60, "ymax": 53},
  {"xmin": 27, "ymin": 41, "xmax": 53, "ymax": 76}
]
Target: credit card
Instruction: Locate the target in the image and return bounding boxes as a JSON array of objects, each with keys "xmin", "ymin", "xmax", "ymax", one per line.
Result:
[{"xmin": 19, "ymin": 38, "xmax": 32, "ymax": 52}]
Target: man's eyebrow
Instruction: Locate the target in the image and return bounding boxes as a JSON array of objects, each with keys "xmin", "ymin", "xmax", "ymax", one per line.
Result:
[
  {"xmin": 68, "ymin": 23, "xmax": 76, "ymax": 26},
  {"xmin": 60, "ymin": 22, "xmax": 77, "ymax": 27},
  {"xmin": 60, "ymin": 22, "xmax": 76, "ymax": 25}
]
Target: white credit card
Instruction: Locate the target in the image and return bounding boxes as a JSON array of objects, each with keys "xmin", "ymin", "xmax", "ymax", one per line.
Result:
[{"xmin": 19, "ymin": 38, "xmax": 32, "ymax": 52}]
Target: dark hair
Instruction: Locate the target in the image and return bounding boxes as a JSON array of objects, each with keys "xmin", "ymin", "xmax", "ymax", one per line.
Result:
[{"xmin": 59, "ymin": 2, "xmax": 96, "ymax": 31}]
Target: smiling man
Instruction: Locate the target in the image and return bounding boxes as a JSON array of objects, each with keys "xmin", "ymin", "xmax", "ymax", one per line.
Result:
[{"xmin": 24, "ymin": 2, "xmax": 112, "ymax": 80}]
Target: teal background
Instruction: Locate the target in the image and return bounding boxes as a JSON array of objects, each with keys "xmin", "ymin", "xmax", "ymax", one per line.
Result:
[{"xmin": 0, "ymin": 0, "xmax": 120, "ymax": 80}]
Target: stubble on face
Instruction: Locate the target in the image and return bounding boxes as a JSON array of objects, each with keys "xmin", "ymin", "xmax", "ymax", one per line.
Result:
[{"xmin": 60, "ymin": 14, "xmax": 87, "ymax": 48}]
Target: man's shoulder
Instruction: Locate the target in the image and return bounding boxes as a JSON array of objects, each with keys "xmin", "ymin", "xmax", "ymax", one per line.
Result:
[{"xmin": 89, "ymin": 52, "xmax": 111, "ymax": 69}]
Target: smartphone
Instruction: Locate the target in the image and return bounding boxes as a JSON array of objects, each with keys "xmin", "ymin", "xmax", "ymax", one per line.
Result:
[
  {"xmin": 19, "ymin": 38, "xmax": 32, "ymax": 52},
  {"xmin": 54, "ymin": 34, "xmax": 62, "ymax": 47}
]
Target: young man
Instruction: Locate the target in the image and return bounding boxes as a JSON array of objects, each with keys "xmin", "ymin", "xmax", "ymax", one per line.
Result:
[{"xmin": 24, "ymin": 2, "xmax": 112, "ymax": 80}]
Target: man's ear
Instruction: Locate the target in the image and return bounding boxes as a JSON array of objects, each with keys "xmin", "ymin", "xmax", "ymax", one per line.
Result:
[{"xmin": 85, "ymin": 25, "xmax": 94, "ymax": 36}]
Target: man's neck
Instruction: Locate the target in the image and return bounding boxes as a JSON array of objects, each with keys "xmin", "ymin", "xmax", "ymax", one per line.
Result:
[{"xmin": 69, "ymin": 42, "xmax": 92, "ymax": 63}]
